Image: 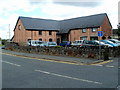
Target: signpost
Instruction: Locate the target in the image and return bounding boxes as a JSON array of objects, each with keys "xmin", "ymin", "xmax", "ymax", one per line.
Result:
[
  {"xmin": 98, "ymin": 31, "xmax": 104, "ymax": 60},
  {"xmin": 98, "ymin": 31, "xmax": 104, "ymax": 37}
]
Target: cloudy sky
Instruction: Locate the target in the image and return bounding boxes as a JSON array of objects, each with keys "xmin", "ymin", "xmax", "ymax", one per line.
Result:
[{"xmin": 0, "ymin": 0, "xmax": 119, "ymax": 39}]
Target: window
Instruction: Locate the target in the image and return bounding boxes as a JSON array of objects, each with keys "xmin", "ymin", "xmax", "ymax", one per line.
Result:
[
  {"xmin": 49, "ymin": 31, "xmax": 52, "ymax": 35},
  {"xmin": 49, "ymin": 38, "xmax": 52, "ymax": 42},
  {"xmin": 39, "ymin": 38, "xmax": 42, "ymax": 41},
  {"xmin": 80, "ymin": 36, "xmax": 87, "ymax": 40},
  {"xmin": 82, "ymin": 29, "xmax": 86, "ymax": 33},
  {"xmin": 39, "ymin": 31, "xmax": 42, "ymax": 35},
  {"xmin": 28, "ymin": 39, "xmax": 31, "ymax": 42},
  {"xmin": 18, "ymin": 25, "xmax": 21, "ymax": 30},
  {"xmin": 92, "ymin": 28, "xmax": 97, "ymax": 32}
]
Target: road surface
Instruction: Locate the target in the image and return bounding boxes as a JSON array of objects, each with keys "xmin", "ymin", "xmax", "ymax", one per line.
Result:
[{"xmin": 2, "ymin": 52, "xmax": 118, "ymax": 88}]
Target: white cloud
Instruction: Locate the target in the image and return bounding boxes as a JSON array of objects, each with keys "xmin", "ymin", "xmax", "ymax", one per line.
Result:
[
  {"xmin": 0, "ymin": 0, "xmax": 35, "ymax": 39},
  {"xmin": 0, "ymin": 0, "xmax": 119, "ymax": 39}
]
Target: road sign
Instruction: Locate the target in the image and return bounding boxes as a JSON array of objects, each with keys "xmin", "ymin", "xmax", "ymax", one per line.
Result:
[{"xmin": 98, "ymin": 31, "xmax": 104, "ymax": 37}]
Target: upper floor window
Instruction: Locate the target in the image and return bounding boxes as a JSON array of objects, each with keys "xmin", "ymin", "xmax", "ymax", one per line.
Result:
[
  {"xmin": 49, "ymin": 31, "xmax": 52, "ymax": 35},
  {"xmin": 18, "ymin": 25, "xmax": 21, "ymax": 30},
  {"xmin": 92, "ymin": 28, "xmax": 97, "ymax": 32},
  {"xmin": 39, "ymin": 31, "xmax": 42, "ymax": 35},
  {"xmin": 82, "ymin": 29, "xmax": 86, "ymax": 33}
]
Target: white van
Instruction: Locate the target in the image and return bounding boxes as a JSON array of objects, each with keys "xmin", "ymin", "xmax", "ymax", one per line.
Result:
[
  {"xmin": 71, "ymin": 40, "xmax": 84, "ymax": 46},
  {"xmin": 28, "ymin": 40, "xmax": 45, "ymax": 46},
  {"xmin": 44, "ymin": 42, "xmax": 57, "ymax": 47}
]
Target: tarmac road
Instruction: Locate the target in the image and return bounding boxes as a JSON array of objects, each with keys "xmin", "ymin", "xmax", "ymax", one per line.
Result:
[{"xmin": 2, "ymin": 50, "xmax": 118, "ymax": 88}]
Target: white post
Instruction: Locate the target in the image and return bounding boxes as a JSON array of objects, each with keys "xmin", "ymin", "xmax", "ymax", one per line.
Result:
[{"xmin": 99, "ymin": 40, "xmax": 101, "ymax": 60}]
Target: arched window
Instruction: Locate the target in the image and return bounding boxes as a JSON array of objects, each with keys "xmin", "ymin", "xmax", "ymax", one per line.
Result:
[
  {"xmin": 49, "ymin": 38, "xmax": 52, "ymax": 42},
  {"xmin": 39, "ymin": 38, "xmax": 42, "ymax": 41},
  {"xmin": 27, "ymin": 39, "xmax": 31, "ymax": 46},
  {"xmin": 57, "ymin": 38, "xmax": 60, "ymax": 45}
]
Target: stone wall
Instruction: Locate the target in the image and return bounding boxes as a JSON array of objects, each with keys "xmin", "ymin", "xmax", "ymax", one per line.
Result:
[{"xmin": 5, "ymin": 43, "xmax": 120, "ymax": 59}]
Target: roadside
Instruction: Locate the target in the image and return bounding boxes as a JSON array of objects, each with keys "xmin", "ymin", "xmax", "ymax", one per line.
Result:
[{"xmin": 2, "ymin": 49, "xmax": 116, "ymax": 65}]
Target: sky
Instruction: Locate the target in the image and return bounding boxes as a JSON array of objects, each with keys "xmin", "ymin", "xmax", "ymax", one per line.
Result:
[{"xmin": 0, "ymin": 0, "xmax": 119, "ymax": 39}]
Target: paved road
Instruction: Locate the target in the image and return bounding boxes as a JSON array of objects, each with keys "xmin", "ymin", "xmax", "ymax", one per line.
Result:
[{"xmin": 2, "ymin": 52, "xmax": 118, "ymax": 88}]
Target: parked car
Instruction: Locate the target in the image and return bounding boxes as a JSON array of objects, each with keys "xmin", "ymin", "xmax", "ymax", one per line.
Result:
[
  {"xmin": 71, "ymin": 40, "xmax": 84, "ymax": 47},
  {"xmin": 81, "ymin": 40, "xmax": 98, "ymax": 47},
  {"xmin": 1, "ymin": 46, "xmax": 6, "ymax": 49},
  {"xmin": 108, "ymin": 39, "xmax": 120, "ymax": 46},
  {"xmin": 28, "ymin": 40, "xmax": 45, "ymax": 46},
  {"xmin": 81, "ymin": 40, "xmax": 112, "ymax": 47},
  {"xmin": 44, "ymin": 42, "xmax": 57, "ymax": 47},
  {"xmin": 100, "ymin": 40, "xmax": 119, "ymax": 47},
  {"xmin": 93, "ymin": 40, "xmax": 113, "ymax": 47},
  {"xmin": 59, "ymin": 41, "xmax": 71, "ymax": 47}
]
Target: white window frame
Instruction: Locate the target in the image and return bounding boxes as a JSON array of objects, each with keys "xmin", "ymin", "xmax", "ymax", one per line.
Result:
[
  {"xmin": 92, "ymin": 28, "xmax": 97, "ymax": 32},
  {"xmin": 18, "ymin": 25, "xmax": 21, "ymax": 30},
  {"xmin": 82, "ymin": 29, "xmax": 86, "ymax": 33}
]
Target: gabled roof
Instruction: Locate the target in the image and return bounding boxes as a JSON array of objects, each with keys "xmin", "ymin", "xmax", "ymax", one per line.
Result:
[
  {"xmin": 59, "ymin": 13, "xmax": 109, "ymax": 33},
  {"xmin": 16, "ymin": 13, "xmax": 111, "ymax": 34},
  {"xmin": 19, "ymin": 17, "xmax": 60, "ymax": 31}
]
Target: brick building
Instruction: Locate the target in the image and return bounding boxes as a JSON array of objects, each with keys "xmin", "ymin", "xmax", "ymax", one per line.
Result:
[{"xmin": 12, "ymin": 13, "xmax": 112, "ymax": 45}]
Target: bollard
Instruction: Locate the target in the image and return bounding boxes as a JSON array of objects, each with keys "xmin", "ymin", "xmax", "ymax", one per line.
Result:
[{"xmin": 103, "ymin": 46, "xmax": 109, "ymax": 61}]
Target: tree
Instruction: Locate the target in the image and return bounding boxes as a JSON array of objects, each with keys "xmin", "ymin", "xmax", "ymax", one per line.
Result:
[{"xmin": 117, "ymin": 23, "xmax": 120, "ymax": 39}]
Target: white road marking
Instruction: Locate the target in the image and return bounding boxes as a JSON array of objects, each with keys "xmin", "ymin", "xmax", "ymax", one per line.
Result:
[
  {"xmin": 0, "ymin": 60, "xmax": 21, "ymax": 67},
  {"xmin": 94, "ymin": 64, "xmax": 103, "ymax": 67},
  {"xmin": 94, "ymin": 64, "xmax": 115, "ymax": 68},
  {"xmin": 35, "ymin": 69, "xmax": 102, "ymax": 85},
  {"xmin": 106, "ymin": 65, "xmax": 115, "ymax": 68}
]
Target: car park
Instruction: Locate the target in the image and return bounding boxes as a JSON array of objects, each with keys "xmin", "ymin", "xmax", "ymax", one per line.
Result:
[
  {"xmin": 100, "ymin": 40, "xmax": 119, "ymax": 47},
  {"xmin": 108, "ymin": 39, "xmax": 120, "ymax": 46},
  {"xmin": 71, "ymin": 40, "xmax": 84, "ymax": 47},
  {"xmin": 59, "ymin": 41, "xmax": 71, "ymax": 47},
  {"xmin": 28, "ymin": 40, "xmax": 45, "ymax": 46},
  {"xmin": 81, "ymin": 40, "xmax": 99, "ymax": 47},
  {"xmin": 81, "ymin": 40, "xmax": 113, "ymax": 47},
  {"xmin": 44, "ymin": 42, "xmax": 57, "ymax": 47},
  {"xmin": 93, "ymin": 40, "xmax": 113, "ymax": 47}
]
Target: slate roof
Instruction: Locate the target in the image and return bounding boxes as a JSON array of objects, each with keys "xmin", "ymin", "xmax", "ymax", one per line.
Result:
[
  {"xmin": 19, "ymin": 17, "xmax": 60, "ymax": 31},
  {"xmin": 18, "ymin": 13, "xmax": 111, "ymax": 34}
]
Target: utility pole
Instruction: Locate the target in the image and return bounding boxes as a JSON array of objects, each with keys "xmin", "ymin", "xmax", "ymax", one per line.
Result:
[{"xmin": 8, "ymin": 24, "xmax": 10, "ymax": 42}]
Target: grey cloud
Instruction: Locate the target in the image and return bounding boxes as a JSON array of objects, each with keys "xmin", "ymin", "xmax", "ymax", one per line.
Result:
[
  {"xmin": 28, "ymin": 0, "xmax": 102, "ymax": 7},
  {"xmin": 53, "ymin": 2, "xmax": 101, "ymax": 7}
]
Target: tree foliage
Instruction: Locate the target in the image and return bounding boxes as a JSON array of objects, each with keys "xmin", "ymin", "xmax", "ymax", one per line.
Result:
[{"xmin": 118, "ymin": 23, "xmax": 120, "ymax": 36}]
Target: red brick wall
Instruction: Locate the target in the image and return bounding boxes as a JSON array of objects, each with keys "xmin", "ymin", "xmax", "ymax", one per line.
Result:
[
  {"xmin": 13, "ymin": 19, "xmax": 58, "ymax": 45},
  {"xmin": 69, "ymin": 28, "xmax": 99, "ymax": 41},
  {"xmin": 68, "ymin": 16, "xmax": 112, "ymax": 41},
  {"xmin": 100, "ymin": 16, "xmax": 112, "ymax": 39},
  {"xmin": 13, "ymin": 15, "xmax": 112, "ymax": 44}
]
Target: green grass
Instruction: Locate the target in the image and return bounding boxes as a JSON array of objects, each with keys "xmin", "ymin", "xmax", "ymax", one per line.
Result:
[{"xmin": 0, "ymin": 44, "xmax": 4, "ymax": 46}]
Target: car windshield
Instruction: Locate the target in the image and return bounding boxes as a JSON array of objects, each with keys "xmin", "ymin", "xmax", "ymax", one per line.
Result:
[
  {"xmin": 48, "ymin": 42, "xmax": 56, "ymax": 45},
  {"xmin": 105, "ymin": 40, "xmax": 114, "ymax": 44},
  {"xmin": 110, "ymin": 39, "xmax": 120, "ymax": 43},
  {"xmin": 62, "ymin": 41, "xmax": 69, "ymax": 44},
  {"xmin": 38, "ymin": 42, "xmax": 44, "ymax": 44},
  {"xmin": 95, "ymin": 41, "xmax": 105, "ymax": 44}
]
